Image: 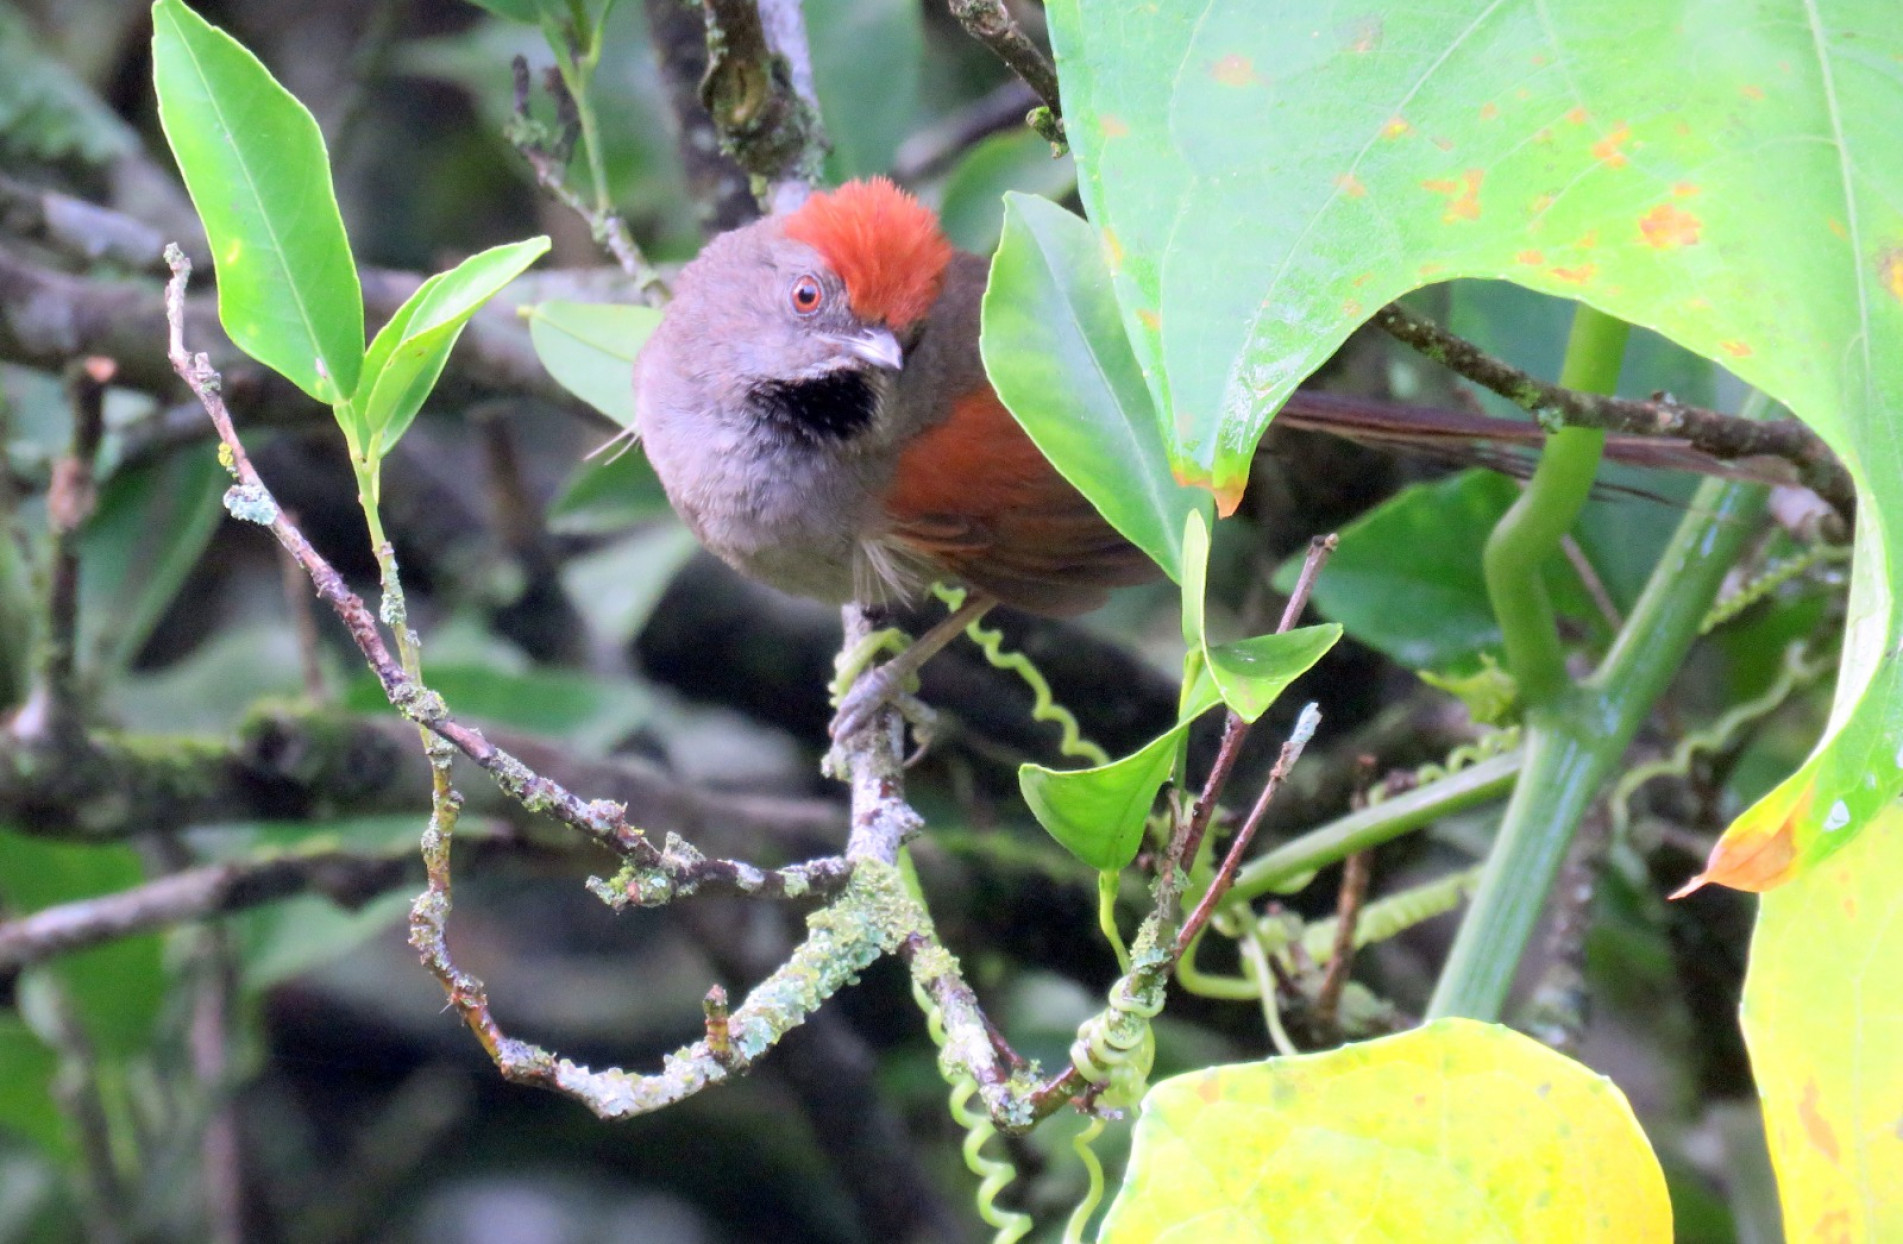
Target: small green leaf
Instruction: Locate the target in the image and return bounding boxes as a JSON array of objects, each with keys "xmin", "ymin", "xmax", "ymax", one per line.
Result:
[
  {"xmin": 356, "ymin": 236, "xmax": 550, "ymax": 458},
  {"xmin": 938, "ymin": 129, "xmax": 1077, "ymax": 255},
  {"xmin": 525, "ymin": 300, "xmax": 663, "ymax": 426},
  {"xmin": 1101, "ymin": 1018, "xmax": 1671, "ymax": 1241},
  {"xmin": 1019, "ymin": 726, "xmax": 1184, "ymax": 872},
  {"xmin": 152, "ymin": 0, "xmax": 362, "ymax": 403},
  {"xmin": 1021, "ymin": 673, "xmax": 1227, "ymax": 871},
  {"xmin": 1206, "ymin": 625, "xmax": 1340, "ymax": 724},
  {"xmin": 547, "ymin": 448, "xmax": 672, "ymax": 535},
  {"xmin": 982, "ymin": 193, "xmax": 1208, "ymax": 581}
]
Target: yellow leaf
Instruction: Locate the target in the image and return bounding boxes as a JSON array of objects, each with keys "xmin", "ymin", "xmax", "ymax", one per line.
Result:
[{"xmin": 1100, "ymin": 1018, "xmax": 1669, "ymax": 1242}]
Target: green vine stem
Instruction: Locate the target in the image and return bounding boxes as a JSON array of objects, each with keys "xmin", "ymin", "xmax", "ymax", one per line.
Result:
[
  {"xmin": 933, "ymin": 583, "xmax": 1109, "ymax": 766},
  {"xmin": 1061, "ymin": 1113, "xmax": 1109, "ymax": 1244},
  {"xmin": 1482, "ymin": 305, "xmax": 1628, "ymax": 707},
  {"xmin": 1430, "ymin": 459, "xmax": 1771, "ymax": 1020}
]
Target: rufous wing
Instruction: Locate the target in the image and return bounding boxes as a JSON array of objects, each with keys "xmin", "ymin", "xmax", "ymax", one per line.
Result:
[{"xmin": 882, "ymin": 387, "xmax": 1158, "ymax": 617}]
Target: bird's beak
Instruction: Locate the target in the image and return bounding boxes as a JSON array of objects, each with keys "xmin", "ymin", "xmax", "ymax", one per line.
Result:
[{"xmin": 835, "ymin": 327, "xmax": 904, "ymax": 372}]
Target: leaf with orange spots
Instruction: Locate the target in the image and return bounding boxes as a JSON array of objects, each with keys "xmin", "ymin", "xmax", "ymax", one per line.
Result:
[
  {"xmin": 1047, "ymin": 0, "xmax": 1903, "ymax": 881},
  {"xmin": 1741, "ymin": 803, "xmax": 1903, "ymax": 1237},
  {"xmin": 1098, "ymin": 1019, "xmax": 1672, "ymax": 1242}
]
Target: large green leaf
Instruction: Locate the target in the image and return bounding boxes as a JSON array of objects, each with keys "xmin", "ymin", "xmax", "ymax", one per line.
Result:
[
  {"xmin": 1051, "ymin": 0, "xmax": 1903, "ymax": 884},
  {"xmin": 524, "ymin": 299, "xmax": 662, "ymax": 426},
  {"xmin": 353, "ymin": 236, "xmax": 551, "ymax": 459},
  {"xmin": 982, "ymin": 193, "xmax": 1209, "ymax": 582},
  {"xmin": 1100, "ymin": 1018, "xmax": 1671, "ymax": 1241},
  {"xmin": 151, "ymin": 0, "xmax": 362, "ymax": 404},
  {"xmin": 1741, "ymin": 802, "xmax": 1903, "ymax": 1237}
]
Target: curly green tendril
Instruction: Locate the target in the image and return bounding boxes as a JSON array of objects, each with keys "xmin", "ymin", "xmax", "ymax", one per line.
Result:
[
  {"xmin": 915, "ymin": 979, "xmax": 1031, "ymax": 1244},
  {"xmin": 933, "ymin": 584, "xmax": 1110, "ymax": 767}
]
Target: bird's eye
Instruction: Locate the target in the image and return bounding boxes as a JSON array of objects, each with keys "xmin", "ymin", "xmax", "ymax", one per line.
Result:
[{"xmin": 790, "ymin": 275, "xmax": 824, "ymax": 316}]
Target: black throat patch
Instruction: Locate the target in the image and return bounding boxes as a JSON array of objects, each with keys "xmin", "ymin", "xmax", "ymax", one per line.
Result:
[{"xmin": 748, "ymin": 369, "xmax": 878, "ymax": 443}]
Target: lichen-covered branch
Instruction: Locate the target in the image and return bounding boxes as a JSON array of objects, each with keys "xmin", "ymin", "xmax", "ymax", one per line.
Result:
[
  {"xmin": 1371, "ymin": 301, "xmax": 1853, "ymax": 524},
  {"xmin": 697, "ymin": 0, "xmax": 828, "ymax": 208}
]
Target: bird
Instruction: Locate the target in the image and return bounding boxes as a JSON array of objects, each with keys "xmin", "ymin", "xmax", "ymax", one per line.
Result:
[{"xmin": 634, "ymin": 177, "xmax": 1159, "ymax": 733}]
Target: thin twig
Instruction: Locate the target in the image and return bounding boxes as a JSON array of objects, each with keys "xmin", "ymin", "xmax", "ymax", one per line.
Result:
[
  {"xmin": 508, "ymin": 57, "xmax": 669, "ymax": 300},
  {"xmin": 1176, "ymin": 533, "xmax": 1338, "ymax": 870},
  {"xmin": 1176, "ymin": 703, "xmax": 1322, "ymax": 956},
  {"xmin": 1312, "ymin": 849, "xmax": 1371, "ymax": 1029},
  {"xmin": 160, "ymin": 246, "xmax": 832, "ymax": 890},
  {"xmin": 946, "ymin": 0, "xmax": 1065, "ymax": 145},
  {"xmin": 1371, "ymin": 301, "xmax": 1854, "ymax": 523},
  {"xmin": 12, "ymin": 357, "xmax": 112, "ymax": 743}
]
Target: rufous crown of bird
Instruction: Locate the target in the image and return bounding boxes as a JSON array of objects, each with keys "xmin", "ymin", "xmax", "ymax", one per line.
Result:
[{"xmin": 635, "ymin": 177, "xmax": 1157, "ymax": 739}]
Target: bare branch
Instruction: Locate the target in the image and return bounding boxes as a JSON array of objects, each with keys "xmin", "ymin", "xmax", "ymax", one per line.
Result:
[{"xmin": 946, "ymin": 1, "xmax": 1065, "ymax": 145}]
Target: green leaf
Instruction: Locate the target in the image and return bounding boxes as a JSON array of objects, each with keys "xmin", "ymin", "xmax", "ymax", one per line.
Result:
[
  {"xmin": 460, "ymin": 0, "xmax": 542, "ymax": 21},
  {"xmin": 524, "ymin": 300, "xmax": 663, "ymax": 426},
  {"xmin": 1206, "ymin": 625, "xmax": 1340, "ymax": 724},
  {"xmin": 547, "ymin": 447, "xmax": 672, "ymax": 535},
  {"xmin": 1020, "ymin": 673, "xmax": 1226, "ymax": 871},
  {"xmin": 982, "ymin": 193, "xmax": 1208, "ymax": 582},
  {"xmin": 344, "ymin": 661, "xmax": 650, "ymax": 750},
  {"xmin": 937, "ymin": 129, "xmax": 1077, "ymax": 255},
  {"xmin": 1286, "ymin": 471, "xmax": 1593, "ymax": 672},
  {"xmin": 0, "ymin": 7, "xmax": 138, "ymax": 164},
  {"xmin": 354, "ymin": 236, "xmax": 551, "ymax": 458},
  {"xmin": 79, "ymin": 444, "xmax": 226, "ymax": 676},
  {"xmin": 0, "ymin": 832, "xmax": 166, "ymax": 1060},
  {"xmin": 1741, "ymin": 803, "xmax": 1903, "ymax": 1237},
  {"xmin": 1019, "ymin": 727, "xmax": 1183, "ymax": 873},
  {"xmin": 807, "ymin": 0, "xmax": 921, "ymax": 180},
  {"xmin": 1051, "ymin": 0, "xmax": 1903, "ymax": 882},
  {"xmin": 151, "ymin": 0, "xmax": 362, "ymax": 404},
  {"xmin": 0, "ymin": 1018, "xmax": 66, "ymax": 1161},
  {"xmin": 236, "ymin": 890, "xmax": 415, "ymax": 990},
  {"xmin": 1100, "ymin": 1018, "xmax": 1671, "ymax": 1241}
]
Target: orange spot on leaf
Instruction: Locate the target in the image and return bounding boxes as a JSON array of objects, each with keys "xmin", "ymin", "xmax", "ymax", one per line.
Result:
[
  {"xmin": 1565, "ymin": 106, "xmax": 1590, "ymax": 125},
  {"xmin": 1741, "ymin": 83, "xmax": 1765, "ymax": 100},
  {"xmin": 1345, "ymin": 18, "xmax": 1382, "ymax": 52},
  {"xmin": 1529, "ymin": 193, "xmax": 1555, "ymax": 216},
  {"xmin": 1533, "ymin": 127, "xmax": 1554, "ymax": 144},
  {"xmin": 1336, "ymin": 173, "xmax": 1367, "ymax": 198},
  {"xmin": 1674, "ymin": 796, "xmax": 1802, "ymax": 895},
  {"xmin": 1576, "ymin": 229, "xmax": 1599, "ymax": 249},
  {"xmin": 1672, "ymin": 182, "xmax": 1701, "ymax": 198},
  {"xmin": 1800, "ymin": 1080, "xmax": 1842, "ymax": 1164},
  {"xmin": 1099, "ymin": 114, "xmax": 1129, "ymax": 139},
  {"xmin": 1640, "ymin": 203, "xmax": 1703, "ymax": 249},
  {"xmin": 1591, "ymin": 122, "xmax": 1632, "ymax": 167},
  {"xmin": 1196, "ymin": 1072, "xmax": 1222, "ymax": 1103},
  {"xmin": 1675, "ymin": 120, "xmax": 1693, "ymax": 136},
  {"xmin": 1828, "ymin": 217, "xmax": 1849, "ymax": 240},
  {"xmin": 1881, "ymin": 248, "xmax": 1903, "ymax": 301},
  {"xmin": 1421, "ymin": 168, "xmax": 1484, "ymax": 222},
  {"xmin": 1351, "ymin": 271, "xmax": 1373, "ymax": 288},
  {"xmin": 1210, "ymin": 54, "xmax": 1255, "ymax": 87},
  {"xmin": 1480, "ymin": 102, "xmax": 1499, "ymax": 120},
  {"xmin": 1137, "ymin": 308, "xmax": 1161, "ymax": 332},
  {"xmin": 1722, "ymin": 340, "xmax": 1754, "ymax": 358},
  {"xmin": 1517, "ymin": 249, "xmax": 1546, "ymax": 265},
  {"xmin": 1551, "ymin": 263, "xmax": 1597, "ymax": 284},
  {"xmin": 1102, "ymin": 228, "xmax": 1123, "ymax": 272},
  {"xmin": 1381, "ymin": 116, "xmax": 1411, "ymax": 139},
  {"xmin": 1341, "ymin": 297, "xmax": 1363, "ymax": 318},
  {"xmin": 1418, "ymin": 261, "xmax": 1445, "ymax": 277}
]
